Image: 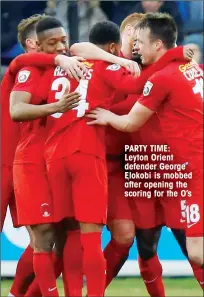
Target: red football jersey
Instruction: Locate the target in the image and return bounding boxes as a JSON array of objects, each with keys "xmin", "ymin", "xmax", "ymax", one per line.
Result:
[
  {"xmin": 12, "ymin": 67, "xmax": 46, "ymax": 164},
  {"xmin": 1, "ymin": 69, "xmax": 20, "ymax": 166},
  {"xmin": 44, "ymin": 60, "xmax": 151, "ymax": 162},
  {"xmin": 138, "ymin": 60, "xmax": 203, "ymax": 168},
  {"xmin": 105, "ymin": 46, "xmax": 186, "ymax": 159}
]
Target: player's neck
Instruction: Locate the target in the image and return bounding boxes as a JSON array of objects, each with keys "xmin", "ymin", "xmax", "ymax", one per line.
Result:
[{"xmin": 153, "ymin": 48, "xmax": 168, "ymax": 63}]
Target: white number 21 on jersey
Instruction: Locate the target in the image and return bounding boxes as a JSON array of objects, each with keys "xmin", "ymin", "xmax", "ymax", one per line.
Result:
[{"xmin": 51, "ymin": 76, "xmax": 90, "ymax": 118}]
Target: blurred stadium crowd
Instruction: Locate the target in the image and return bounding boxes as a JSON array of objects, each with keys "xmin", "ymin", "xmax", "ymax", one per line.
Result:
[{"xmin": 1, "ymin": 0, "xmax": 204, "ymax": 70}]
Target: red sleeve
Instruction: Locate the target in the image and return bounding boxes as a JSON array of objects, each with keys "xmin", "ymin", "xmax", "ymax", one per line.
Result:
[
  {"xmin": 138, "ymin": 72, "xmax": 170, "ymax": 111},
  {"xmin": 9, "ymin": 53, "xmax": 56, "ymax": 76},
  {"xmin": 12, "ymin": 66, "xmax": 42, "ymax": 94},
  {"xmin": 110, "ymin": 94, "xmax": 139, "ymax": 114},
  {"xmin": 100, "ymin": 62, "xmax": 156, "ymax": 95}
]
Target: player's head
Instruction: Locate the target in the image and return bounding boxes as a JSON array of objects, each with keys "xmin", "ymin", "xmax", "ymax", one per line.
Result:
[
  {"xmin": 120, "ymin": 13, "xmax": 144, "ymax": 52},
  {"xmin": 17, "ymin": 14, "xmax": 47, "ymax": 52},
  {"xmin": 36, "ymin": 17, "xmax": 69, "ymax": 55},
  {"xmin": 89, "ymin": 21, "xmax": 121, "ymax": 56},
  {"xmin": 135, "ymin": 12, "xmax": 178, "ymax": 65},
  {"xmin": 120, "ymin": 13, "xmax": 144, "ymax": 37}
]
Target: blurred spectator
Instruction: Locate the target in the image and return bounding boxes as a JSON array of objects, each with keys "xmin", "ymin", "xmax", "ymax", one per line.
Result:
[
  {"xmin": 53, "ymin": 0, "xmax": 107, "ymax": 43},
  {"xmin": 134, "ymin": 1, "xmax": 184, "ymax": 44},
  {"xmin": 100, "ymin": 1, "xmax": 136, "ymax": 26},
  {"xmin": 1, "ymin": 0, "xmax": 46, "ymax": 54},
  {"xmin": 1, "ymin": 1, "xmax": 24, "ymax": 52}
]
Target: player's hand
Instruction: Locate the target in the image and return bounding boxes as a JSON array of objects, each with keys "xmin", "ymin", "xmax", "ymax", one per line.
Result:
[
  {"xmin": 183, "ymin": 46, "xmax": 194, "ymax": 60},
  {"xmin": 115, "ymin": 57, "xmax": 141, "ymax": 77},
  {"xmin": 55, "ymin": 55, "xmax": 88, "ymax": 81},
  {"xmin": 86, "ymin": 108, "xmax": 112, "ymax": 126},
  {"xmin": 56, "ymin": 90, "xmax": 81, "ymax": 113}
]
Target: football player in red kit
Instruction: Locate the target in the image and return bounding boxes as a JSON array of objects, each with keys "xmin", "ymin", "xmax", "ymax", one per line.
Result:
[
  {"xmin": 9, "ymin": 17, "xmax": 85, "ymax": 297},
  {"xmin": 2, "ymin": 13, "xmax": 89, "ymax": 297},
  {"xmin": 1, "ymin": 14, "xmax": 55, "ymax": 297},
  {"xmin": 87, "ymin": 13, "xmax": 204, "ymax": 270}
]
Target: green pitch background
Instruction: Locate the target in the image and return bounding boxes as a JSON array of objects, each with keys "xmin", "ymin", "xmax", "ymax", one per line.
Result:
[{"xmin": 1, "ymin": 277, "xmax": 202, "ymax": 296}]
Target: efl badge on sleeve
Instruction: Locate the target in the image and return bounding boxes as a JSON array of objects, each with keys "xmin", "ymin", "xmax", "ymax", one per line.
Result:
[
  {"xmin": 18, "ymin": 70, "xmax": 30, "ymax": 83},
  {"xmin": 106, "ymin": 64, "xmax": 121, "ymax": 71},
  {"xmin": 143, "ymin": 81, "xmax": 153, "ymax": 96}
]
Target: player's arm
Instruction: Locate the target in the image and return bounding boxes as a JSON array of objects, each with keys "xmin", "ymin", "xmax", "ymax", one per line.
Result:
[
  {"xmin": 8, "ymin": 53, "xmax": 87, "ymax": 81},
  {"xmin": 10, "ymin": 91, "xmax": 80, "ymax": 122},
  {"xmin": 70, "ymin": 42, "xmax": 141, "ymax": 76},
  {"xmin": 88, "ymin": 103, "xmax": 154, "ymax": 132},
  {"xmin": 87, "ymin": 73, "xmax": 170, "ymax": 132},
  {"xmin": 100, "ymin": 64, "xmax": 153, "ymax": 94},
  {"xmin": 164, "ymin": 46, "xmax": 193, "ymax": 62},
  {"xmin": 10, "ymin": 68, "xmax": 80, "ymax": 122}
]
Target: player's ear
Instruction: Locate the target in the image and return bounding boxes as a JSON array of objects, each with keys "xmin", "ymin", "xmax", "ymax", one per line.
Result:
[
  {"xmin": 125, "ymin": 24, "xmax": 135, "ymax": 37},
  {"xmin": 25, "ymin": 38, "xmax": 37, "ymax": 50},
  {"xmin": 109, "ymin": 43, "xmax": 116, "ymax": 55},
  {"xmin": 155, "ymin": 39, "xmax": 163, "ymax": 52}
]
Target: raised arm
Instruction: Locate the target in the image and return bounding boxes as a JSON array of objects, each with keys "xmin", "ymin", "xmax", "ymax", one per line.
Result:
[
  {"xmin": 70, "ymin": 42, "xmax": 141, "ymax": 76},
  {"xmin": 8, "ymin": 53, "xmax": 87, "ymax": 81},
  {"xmin": 9, "ymin": 53, "xmax": 56, "ymax": 75}
]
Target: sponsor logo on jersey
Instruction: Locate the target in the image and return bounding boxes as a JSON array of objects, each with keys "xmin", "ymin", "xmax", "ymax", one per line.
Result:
[
  {"xmin": 18, "ymin": 70, "xmax": 30, "ymax": 83},
  {"xmin": 187, "ymin": 222, "xmax": 197, "ymax": 228},
  {"xmin": 143, "ymin": 81, "xmax": 153, "ymax": 96},
  {"xmin": 106, "ymin": 64, "xmax": 121, "ymax": 71},
  {"xmin": 179, "ymin": 61, "xmax": 196, "ymax": 72},
  {"xmin": 82, "ymin": 61, "xmax": 94, "ymax": 68}
]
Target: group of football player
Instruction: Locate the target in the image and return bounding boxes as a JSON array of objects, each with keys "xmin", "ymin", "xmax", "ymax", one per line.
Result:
[{"xmin": 1, "ymin": 10, "xmax": 203, "ymax": 297}]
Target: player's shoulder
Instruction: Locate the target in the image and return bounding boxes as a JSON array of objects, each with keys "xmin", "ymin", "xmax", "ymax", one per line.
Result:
[
  {"xmin": 16, "ymin": 66, "xmax": 43, "ymax": 83},
  {"xmin": 148, "ymin": 67, "xmax": 170, "ymax": 83}
]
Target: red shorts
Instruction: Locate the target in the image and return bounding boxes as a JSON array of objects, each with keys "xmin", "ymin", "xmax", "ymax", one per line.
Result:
[
  {"xmin": 1, "ymin": 165, "xmax": 18, "ymax": 229},
  {"xmin": 185, "ymin": 169, "xmax": 203, "ymax": 237},
  {"xmin": 47, "ymin": 152, "xmax": 108, "ymax": 224},
  {"xmin": 13, "ymin": 163, "xmax": 53, "ymax": 226},
  {"xmin": 107, "ymin": 165, "xmax": 132, "ymax": 223},
  {"xmin": 126, "ymin": 178, "xmax": 183, "ymax": 229}
]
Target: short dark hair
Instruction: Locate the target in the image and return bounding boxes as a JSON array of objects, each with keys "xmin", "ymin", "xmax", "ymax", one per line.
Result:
[
  {"xmin": 137, "ymin": 12, "xmax": 178, "ymax": 49},
  {"xmin": 36, "ymin": 17, "xmax": 64, "ymax": 35},
  {"xmin": 18, "ymin": 14, "xmax": 47, "ymax": 49},
  {"xmin": 89, "ymin": 21, "xmax": 121, "ymax": 45}
]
